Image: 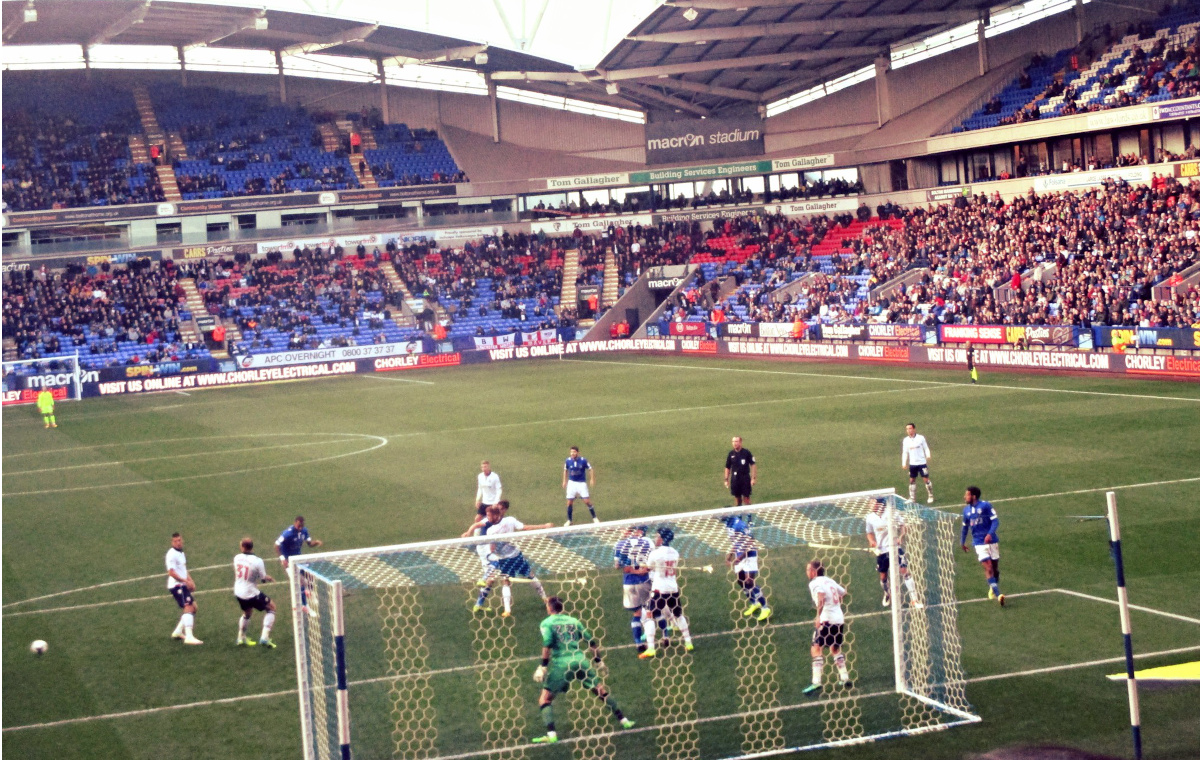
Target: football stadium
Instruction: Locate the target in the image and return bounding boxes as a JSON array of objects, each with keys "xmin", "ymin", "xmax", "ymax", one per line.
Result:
[{"xmin": 2, "ymin": 1, "xmax": 1199, "ymax": 759}]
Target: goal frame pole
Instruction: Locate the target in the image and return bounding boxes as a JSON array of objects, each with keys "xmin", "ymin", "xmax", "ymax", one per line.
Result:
[
  {"xmin": 290, "ymin": 564, "xmax": 317, "ymax": 760},
  {"xmin": 888, "ymin": 495, "xmax": 904, "ymax": 693},
  {"xmin": 1106, "ymin": 491, "xmax": 1142, "ymax": 760}
]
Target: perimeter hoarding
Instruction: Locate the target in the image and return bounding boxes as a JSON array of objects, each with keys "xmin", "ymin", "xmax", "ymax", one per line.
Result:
[{"xmin": 75, "ymin": 337, "xmax": 1200, "ymax": 399}]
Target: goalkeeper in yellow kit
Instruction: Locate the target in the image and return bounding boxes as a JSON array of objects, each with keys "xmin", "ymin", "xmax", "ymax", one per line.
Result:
[
  {"xmin": 37, "ymin": 389, "xmax": 57, "ymax": 428},
  {"xmin": 531, "ymin": 596, "xmax": 634, "ymax": 743}
]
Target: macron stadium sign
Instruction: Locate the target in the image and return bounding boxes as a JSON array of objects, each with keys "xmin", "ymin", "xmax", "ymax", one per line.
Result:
[{"xmin": 645, "ymin": 116, "xmax": 765, "ymax": 164}]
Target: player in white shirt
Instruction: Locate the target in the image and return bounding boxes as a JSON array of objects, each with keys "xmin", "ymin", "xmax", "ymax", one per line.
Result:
[
  {"xmin": 864, "ymin": 498, "xmax": 922, "ymax": 609},
  {"xmin": 462, "ymin": 501, "xmax": 554, "ymax": 617},
  {"xmin": 901, "ymin": 423, "xmax": 934, "ymax": 504},
  {"xmin": 233, "ymin": 537, "xmax": 277, "ymax": 648},
  {"xmin": 166, "ymin": 532, "xmax": 203, "ymax": 645},
  {"xmin": 474, "ymin": 460, "xmax": 503, "ymax": 517},
  {"xmin": 804, "ymin": 559, "xmax": 852, "ymax": 695},
  {"xmin": 639, "ymin": 527, "xmax": 694, "ymax": 658}
]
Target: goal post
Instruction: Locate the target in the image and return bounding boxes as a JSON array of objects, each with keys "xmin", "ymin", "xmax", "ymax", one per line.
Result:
[
  {"xmin": 289, "ymin": 490, "xmax": 979, "ymax": 760},
  {"xmin": 2, "ymin": 353, "xmax": 84, "ymax": 405}
]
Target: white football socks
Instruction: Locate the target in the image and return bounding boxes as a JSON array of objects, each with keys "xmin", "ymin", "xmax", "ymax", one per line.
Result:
[
  {"xmin": 262, "ymin": 612, "xmax": 276, "ymax": 639},
  {"xmin": 238, "ymin": 616, "xmax": 249, "ymax": 640},
  {"xmin": 501, "ymin": 585, "xmax": 513, "ymax": 613}
]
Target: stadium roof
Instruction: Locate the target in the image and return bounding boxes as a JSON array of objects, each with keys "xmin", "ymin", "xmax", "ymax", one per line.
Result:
[{"xmin": 1, "ymin": 0, "xmax": 1083, "ymax": 118}]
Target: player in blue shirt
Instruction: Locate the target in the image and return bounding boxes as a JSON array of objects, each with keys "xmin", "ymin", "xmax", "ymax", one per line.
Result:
[
  {"xmin": 613, "ymin": 526, "xmax": 654, "ymax": 654},
  {"xmin": 723, "ymin": 515, "xmax": 772, "ymax": 621},
  {"xmin": 562, "ymin": 446, "xmax": 598, "ymax": 526},
  {"xmin": 275, "ymin": 516, "xmax": 323, "ymax": 569},
  {"xmin": 961, "ymin": 486, "xmax": 1004, "ymax": 606}
]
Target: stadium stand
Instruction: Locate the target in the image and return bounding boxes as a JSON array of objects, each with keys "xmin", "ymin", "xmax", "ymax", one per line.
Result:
[
  {"xmin": 365, "ymin": 123, "xmax": 467, "ymax": 187},
  {"xmin": 2, "ymin": 259, "xmax": 208, "ymax": 368},
  {"xmin": 187, "ymin": 248, "xmax": 422, "ymax": 355},
  {"xmin": 1, "ymin": 81, "xmax": 165, "ymax": 211},
  {"xmin": 955, "ymin": 5, "xmax": 1200, "ymax": 134},
  {"xmin": 153, "ymin": 86, "xmax": 362, "ymax": 199},
  {"xmin": 386, "ymin": 233, "xmax": 565, "ymax": 340}
]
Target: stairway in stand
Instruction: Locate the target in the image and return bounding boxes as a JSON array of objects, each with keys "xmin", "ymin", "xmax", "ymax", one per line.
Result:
[
  {"xmin": 177, "ymin": 279, "xmax": 208, "ymax": 347},
  {"xmin": 317, "ymin": 123, "xmax": 342, "ymax": 153},
  {"xmin": 559, "ymin": 248, "xmax": 580, "ymax": 316},
  {"xmin": 379, "ymin": 266, "xmax": 418, "ymax": 329},
  {"xmin": 132, "ymin": 85, "xmax": 182, "ymax": 201},
  {"xmin": 128, "ymin": 135, "xmax": 150, "ymax": 165},
  {"xmin": 602, "ymin": 250, "xmax": 620, "ymax": 310}
]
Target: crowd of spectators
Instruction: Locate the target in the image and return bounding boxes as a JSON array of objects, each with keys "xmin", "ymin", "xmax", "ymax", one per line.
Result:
[
  {"xmin": 523, "ymin": 176, "xmax": 864, "ymax": 221},
  {"xmin": 188, "ymin": 246, "xmax": 400, "ymax": 352},
  {"xmin": 2, "ymin": 259, "xmax": 202, "ymax": 366},
  {"xmin": 996, "ymin": 9, "xmax": 1200, "ymax": 128},
  {"xmin": 2, "ymin": 114, "xmax": 165, "ymax": 211},
  {"xmin": 387, "ymin": 231, "xmax": 564, "ymax": 334}
]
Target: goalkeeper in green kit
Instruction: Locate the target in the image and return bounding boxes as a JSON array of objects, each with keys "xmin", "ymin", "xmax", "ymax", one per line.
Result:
[{"xmin": 532, "ymin": 596, "xmax": 635, "ymax": 744}]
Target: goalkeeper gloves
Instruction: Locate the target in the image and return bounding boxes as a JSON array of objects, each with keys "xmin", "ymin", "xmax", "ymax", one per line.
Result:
[{"xmin": 533, "ymin": 665, "xmax": 547, "ymax": 683}]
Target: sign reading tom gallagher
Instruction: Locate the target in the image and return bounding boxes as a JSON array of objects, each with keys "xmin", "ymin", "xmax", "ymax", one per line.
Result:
[{"xmin": 644, "ymin": 116, "xmax": 765, "ymax": 165}]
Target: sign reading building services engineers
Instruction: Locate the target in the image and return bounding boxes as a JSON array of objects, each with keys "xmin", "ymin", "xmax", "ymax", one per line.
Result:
[{"xmin": 645, "ymin": 116, "xmax": 765, "ymax": 165}]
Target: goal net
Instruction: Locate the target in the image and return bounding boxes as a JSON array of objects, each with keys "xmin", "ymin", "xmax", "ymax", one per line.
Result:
[
  {"xmin": 288, "ymin": 490, "xmax": 979, "ymax": 760},
  {"xmin": 2, "ymin": 354, "xmax": 83, "ymax": 405}
]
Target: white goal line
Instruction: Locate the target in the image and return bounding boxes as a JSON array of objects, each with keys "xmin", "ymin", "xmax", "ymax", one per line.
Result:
[{"xmin": 5, "ymin": 588, "xmax": 1197, "ymax": 733}]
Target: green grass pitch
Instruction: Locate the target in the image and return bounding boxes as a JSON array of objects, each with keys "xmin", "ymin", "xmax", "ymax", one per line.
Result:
[{"xmin": 3, "ymin": 355, "xmax": 1199, "ymax": 760}]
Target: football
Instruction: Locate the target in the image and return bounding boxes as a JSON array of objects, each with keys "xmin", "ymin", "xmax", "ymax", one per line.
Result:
[{"xmin": 30, "ymin": 639, "xmax": 48, "ymax": 655}]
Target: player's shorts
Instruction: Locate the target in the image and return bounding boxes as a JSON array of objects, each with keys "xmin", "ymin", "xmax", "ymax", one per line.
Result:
[
  {"xmin": 492, "ymin": 553, "xmax": 532, "ymax": 578},
  {"xmin": 813, "ymin": 623, "xmax": 844, "ymax": 648},
  {"xmin": 236, "ymin": 592, "xmax": 272, "ymax": 612},
  {"xmin": 544, "ymin": 659, "xmax": 600, "ymax": 694},
  {"xmin": 875, "ymin": 547, "xmax": 908, "ymax": 575},
  {"xmin": 908, "ymin": 464, "xmax": 929, "ymax": 479},
  {"xmin": 729, "ymin": 477, "xmax": 752, "ymax": 498},
  {"xmin": 566, "ymin": 481, "xmax": 590, "ymax": 500},
  {"xmin": 650, "ymin": 590, "xmax": 684, "ymax": 618},
  {"xmin": 974, "ymin": 543, "xmax": 999, "ymax": 562},
  {"xmin": 170, "ymin": 585, "xmax": 194, "ymax": 608},
  {"xmin": 734, "ymin": 554, "xmax": 759, "ymax": 575},
  {"xmin": 622, "ymin": 581, "xmax": 651, "ymax": 609}
]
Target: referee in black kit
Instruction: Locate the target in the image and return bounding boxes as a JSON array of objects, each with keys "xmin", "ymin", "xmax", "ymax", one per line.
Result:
[{"xmin": 724, "ymin": 436, "xmax": 757, "ymax": 506}]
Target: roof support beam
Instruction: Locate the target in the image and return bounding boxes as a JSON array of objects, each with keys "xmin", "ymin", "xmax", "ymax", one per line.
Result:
[
  {"xmin": 600, "ymin": 46, "xmax": 882, "ymax": 80},
  {"xmin": 758, "ymin": 63, "xmax": 854, "ymax": 101},
  {"xmin": 182, "ymin": 11, "xmax": 266, "ymax": 51},
  {"xmin": 2, "ymin": 1, "xmax": 34, "ymax": 42},
  {"xmin": 663, "ymin": 0, "xmax": 843, "ymax": 9},
  {"xmin": 381, "ymin": 43, "xmax": 488, "ymax": 66},
  {"xmin": 88, "ymin": 0, "xmax": 152, "ymax": 46},
  {"xmin": 649, "ymin": 77, "xmax": 760, "ymax": 102},
  {"xmin": 618, "ymin": 82, "xmax": 710, "ymax": 116},
  {"xmin": 488, "ymin": 70, "xmax": 590, "ymax": 83},
  {"xmin": 627, "ymin": 11, "xmax": 983, "ymax": 44},
  {"xmin": 279, "ymin": 23, "xmax": 378, "ymax": 56}
]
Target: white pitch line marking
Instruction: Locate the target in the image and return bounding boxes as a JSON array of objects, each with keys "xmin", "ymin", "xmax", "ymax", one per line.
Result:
[
  {"xmin": 174, "ymin": 391, "xmax": 190, "ymax": 396},
  {"xmin": 4, "ymin": 581, "xmax": 289, "ymax": 617},
  {"xmin": 1053, "ymin": 588, "xmax": 1200, "ymax": 625},
  {"xmin": 562, "ymin": 358, "xmax": 1200, "ymax": 403},
  {"xmin": 991, "ymin": 477, "xmax": 1200, "ymax": 504},
  {"xmin": 3, "ymin": 434, "xmax": 388, "ymax": 497},
  {"xmin": 360, "ymin": 374, "xmax": 435, "ymax": 385},
  {"xmin": 378, "ymin": 385, "xmax": 946, "ymax": 440},
  {"xmin": 3, "ymin": 438, "xmax": 359, "ymax": 477},
  {"xmin": 7, "ymin": 633, "xmax": 1197, "ymax": 734}
]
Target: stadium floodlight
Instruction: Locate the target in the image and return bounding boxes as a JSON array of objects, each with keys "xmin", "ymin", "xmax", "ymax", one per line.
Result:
[
  {"xmin": 474, "ymin": 51, "xmax": 488, "ymax": 65},
  {"xmin": 289, "ymin": 490, "xmax": 979, "ymax": 759},
  {"xmin": 606, "ymin": 82, "xmax": 620, "ymax": 95},
  {"xmin": 682, "ymin": 7, "xmax": 699, "ymax": 22}
]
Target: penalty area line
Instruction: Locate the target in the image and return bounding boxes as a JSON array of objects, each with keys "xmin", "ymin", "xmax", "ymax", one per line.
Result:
[
  {"xmin": 990, "ymin": 476, "xmax": 1200, "ymax": 505},
  {"xmin": 359, "ymin": 374, "xmax": 435, "ymax": 385}
]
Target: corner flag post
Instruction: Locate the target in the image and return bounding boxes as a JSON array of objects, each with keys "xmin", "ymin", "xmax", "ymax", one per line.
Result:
[{"xmin": 1106, "ymin": 491, "xmax": 1142, "ymax": 760}]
